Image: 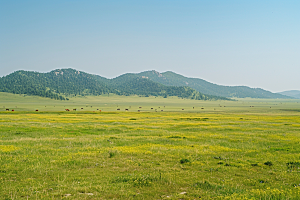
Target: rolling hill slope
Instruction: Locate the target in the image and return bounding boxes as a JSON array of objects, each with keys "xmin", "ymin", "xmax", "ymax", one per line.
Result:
[
  {"xmin": 136, "ymin": 70, "xmax": 291, "ymax": 99},
  {"xmin": 278, "ymin": 90, "xmax": 300, "ymax": 99},
  {"xmin": 0, "ymin": 69, "xmax": 229, "ymax": 101}
]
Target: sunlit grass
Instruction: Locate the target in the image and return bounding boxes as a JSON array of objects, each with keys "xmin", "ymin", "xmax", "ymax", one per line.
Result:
[{"xmin": 1, "ymin": 93, "xmax": 300, "ymax": 199}]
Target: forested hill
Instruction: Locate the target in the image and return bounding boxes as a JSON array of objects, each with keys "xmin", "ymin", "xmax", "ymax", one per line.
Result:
[
  {"xmin": 107, "ymin": 75, "xmax": 229, "ymax": 100},
  {"xmin": 0, "ymin": 69, "xmax": 112, "ymax": 100},
  {"xmin": 0, "ymin": 69, "xmax": 230, "ymax": 101},
  {"xmin": 136, "ymin": 70, "xmax": 290, "ymax": 99}
]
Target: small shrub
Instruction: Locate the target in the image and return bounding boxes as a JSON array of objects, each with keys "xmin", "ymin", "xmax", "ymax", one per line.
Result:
[
  {"xmin": 264, "ymin": 161, "xmax": 273, "ymax": 166},
  {"xmin": 180, "ymin": 158, "xmax": 190, "ymax": 164},
  {"xmin": 109, "ymin": 150, "xmax": 118, "ymax": 158}
]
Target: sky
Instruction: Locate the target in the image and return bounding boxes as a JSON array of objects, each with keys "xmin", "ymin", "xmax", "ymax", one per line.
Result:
[{"xmin": 1, "ymin": 0, "xmax": 299, "ymax": 92}]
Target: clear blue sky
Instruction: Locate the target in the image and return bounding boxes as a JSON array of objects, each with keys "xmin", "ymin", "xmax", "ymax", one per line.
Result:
[{"xmin": 1, "ymin": 0, "xmax": 299, "ymax": 92}]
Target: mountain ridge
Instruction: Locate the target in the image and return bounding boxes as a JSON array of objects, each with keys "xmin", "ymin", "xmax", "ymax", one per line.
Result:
[
  {"xmin": 0, "ymin": 68, "xmax": 229, "ymax": 101},
  {"xmin": 0, "ymin": 68, "xmax": 292, "ymax": 100},
  {"xmin": 278, "ymin": 90, "xmax": 300, "ymax": 99},
  {"xmin": 134, "ymin": 70, "xmax": 290, "ymax": 99}
]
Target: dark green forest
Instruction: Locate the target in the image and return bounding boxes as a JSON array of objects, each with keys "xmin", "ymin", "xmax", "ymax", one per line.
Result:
[{"xmin": 0, "ymin": 69, "xmax": 229, "ymax": 101}]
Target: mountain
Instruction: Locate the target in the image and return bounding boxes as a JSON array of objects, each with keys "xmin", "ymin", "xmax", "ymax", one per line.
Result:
[
  {"xmin": 0, "ymin": 69, "xmax": 112, "ymax": 100},
  {"xmin": 278, "ymin": 90, "xmax": 300, "ymax": 99},
  {"xmin": 135, "ymin": 70, "xmax": 291, "ymax": 99},
  {"xmin": 106, "ymin": 74, "xmax": 229, "ymax": 100},
  {"xmin": 0, "ymin": 69, "xmax": 229, "ymax": 101}
]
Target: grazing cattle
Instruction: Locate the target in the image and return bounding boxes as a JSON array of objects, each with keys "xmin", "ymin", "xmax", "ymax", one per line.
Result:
[
  {"xmin": 12, "ymin": 110, "xmax": 14, "ymax": 112},
  {"xmin": 201, "ymin": 108, "xmax": 204, "ymax": 109},
  {"xmin": 182, "ymin": 109, "xmax": 184, "ymax": 110},
  {"xmin": 99, "ymin": 110, "xmax": 101, "ymax": 112},
  {"xmin": 125, "ymin": 109, "xmax": 129, "ymax": 111},
  {"xmin": 81, "ymin": 108, "xmax": 83, "ymax": 109},
  {"xmin": 6, "ymin": 109, "xmax": 9, "ymax": 111},
  {"xmin": 65, "ymin": 109, "xmax": 70, "ymax": 111},
  {"xmin": 193, "ymin": 107, "xmax": 194, "ymax": 109},
  {"xmin": 73, "ymin": 109, "xmax": 76, "ymax": 111},
  {"xmin": 139, "ymin": 107, "xmax": 142, "ymax": 108},
  {"xmin": 161, "ymin": 110, "xmax": 163, "ymax": 111},
  {"xmin": 138, "ymin": 110, "xmax": 140, "ymax": 112},
  {"xmin": 151, "ymin": 108, "xmax": 153, "ymax": 109},
  {"xmin": 97, "ymin": 109, "xmax": 99, "ymax": 110},
  {"xmin": 117, "ymin": 108, "xmax": 120, "ymax": 110},
  {"xmin": 35, "ymin": 110, "xmax": 38, "ymax": 112}
]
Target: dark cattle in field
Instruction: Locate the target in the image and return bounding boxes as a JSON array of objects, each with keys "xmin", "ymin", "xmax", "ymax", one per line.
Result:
[
  {"xmin": 161, "ymin": 110, "xmax": 163, "ymax": 111},
  {"xmin": 138, "ymin": 110, "xmax": 140, "ymax": 112},
  {"xmin": 73, "ymin": 109, "xmax": 76, "ymax": 111},
  {"xmin": 35, "ymin": 110, "xmax": 38, "ymax": 112},
  {"xmin": 81, "ymin": 108, "xmax": 83, "ymax": 109},
  {"xmin": 125, "ymin": 109, "xmax": 129, "ymax": 111},
  {"xmin": 182, "ymin": 109, "xmax": 184, "ymax": 110},
  {"xmin": 6, "ymin": 109, "xmax": 9, "ymax": 111},
  {"xmin": 139, "ymin": 107, "xmax": 142, "ymax": 108},
  {"xmin": 151, "ymin": 108, "xmax": 153, "ymax": 109},
  {"xmin": 117, "ymin": 108, "xmax": 120, "ymax": 110},
  {"xmin": 201, "ymin": 108, "xmax": 204, "ymax": 109},
  {"xmin": 12, "ymin": 110, "xmax": 14, "ymax": 112}
]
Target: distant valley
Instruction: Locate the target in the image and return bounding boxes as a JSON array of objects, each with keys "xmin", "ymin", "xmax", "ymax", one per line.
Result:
[{"xmin": 0, "ymin": 68, "xmax": 292, "ymax": 100}]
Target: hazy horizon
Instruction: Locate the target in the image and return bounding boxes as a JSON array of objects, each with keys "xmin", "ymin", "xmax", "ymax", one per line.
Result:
[{"xmin": 1, "ymin": 1, "xmax": 299, "ymax": 93}]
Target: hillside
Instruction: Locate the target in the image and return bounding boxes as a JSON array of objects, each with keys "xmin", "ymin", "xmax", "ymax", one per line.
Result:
[
  {"xmin": 278, "ymin": 90, "xmax": 300, "ymax": 99},
  {"xmin": 107, "ymin": 74, "xmax": 229, "ymax": 100},
  {"xmin": 0, "ymin": 69, "xmax": 112, "ymax": 100},
  {"xmin": 0, "ymin": 69, "xmax": 229, "ymax": 101},
  {"xmin": 136, "ymin": 70, "xmax": 291, "ymax": 99}
]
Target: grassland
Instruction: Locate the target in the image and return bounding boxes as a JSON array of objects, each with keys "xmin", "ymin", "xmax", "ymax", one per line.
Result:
[{"xmin": 1, "ymin": 92, "xmax": 300, "ymax": 199}]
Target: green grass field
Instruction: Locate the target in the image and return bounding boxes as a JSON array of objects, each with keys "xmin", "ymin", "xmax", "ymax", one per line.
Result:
[{"xmin": 1, "ymin": 92, "xmax": 300, "ymax": 199}]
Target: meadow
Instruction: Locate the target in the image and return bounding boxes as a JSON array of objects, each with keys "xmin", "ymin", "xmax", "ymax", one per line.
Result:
[{"xmin": 1, "ymin": 92, "xmax": 300, "ymax": 199}]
